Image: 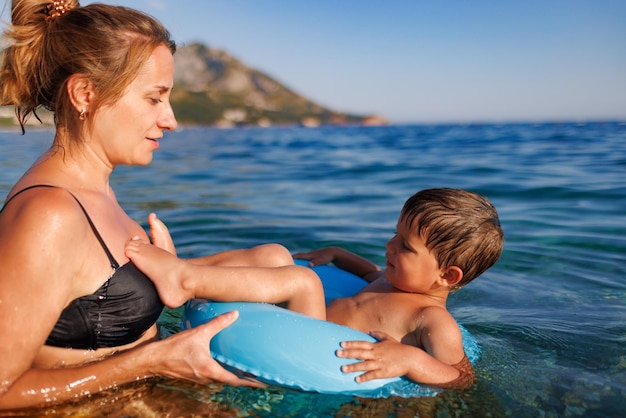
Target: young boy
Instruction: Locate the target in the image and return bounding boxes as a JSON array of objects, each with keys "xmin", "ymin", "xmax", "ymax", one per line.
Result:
[{"xmin": 294, "ymin": 188, "xmax": 503, "ymax": 390}]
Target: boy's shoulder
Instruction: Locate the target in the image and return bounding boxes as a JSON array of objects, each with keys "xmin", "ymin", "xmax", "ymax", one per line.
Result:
[
  {"xmin": 416, "ymin": 304, "xmax": 458, "ymax": 328},
  {"xmin": 413, "ymin": 305, "xmax": 463, "ymax": 352}
]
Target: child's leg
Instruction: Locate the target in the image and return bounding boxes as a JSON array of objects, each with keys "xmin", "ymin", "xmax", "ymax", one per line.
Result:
[
  {"xmin": 147, "ymin": 212, "xmax": 291, "ymax": 268},
  {"xmin": 193, "ymin": 247, "xmax": 327, "ymax": 319},
  {"xmin": 191, "ymin": 243, "xmax": 295, "ymax": 268},
  {"xmin": 125, "ymin": 239, "xmax": 326, "ymax": 319},
  {"xmin": 268, "ymin": 265, "xmax": 326, "ymax": 319}
]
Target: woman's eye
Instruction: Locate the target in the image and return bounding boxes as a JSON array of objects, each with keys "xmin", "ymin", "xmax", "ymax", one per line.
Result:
[{"xmin": 150, "ymin": 97, "xmax": 163, "ymax": 104}]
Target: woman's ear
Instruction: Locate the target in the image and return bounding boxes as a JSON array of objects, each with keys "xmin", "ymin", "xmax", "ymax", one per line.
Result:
[
  {"xmin": 440, "ymin": 266, "xmax": 463, "ymax": 287},
  {"xmin": 67, "ymin": 74, "xmax": 95, "ymax": 114}
]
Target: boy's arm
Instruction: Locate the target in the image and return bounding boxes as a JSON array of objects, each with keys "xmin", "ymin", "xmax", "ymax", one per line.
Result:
[
  {"xmin": 293, "ymin": 246, "xmax": 382, "ymax": 282},
  {"xmin": 337, "ymin": 308, "xmax": 474, "ymax": 389},
  {"xmin": 433, "ymin": 355, "xmax": 475, "ymax": 390},
  {"xmin": 417, "ymin": 308, "xmax": 474, "ymax": 388},
  {"xmin": 337, "ymin": 333, "xmax": 471, "ymax": 389}
]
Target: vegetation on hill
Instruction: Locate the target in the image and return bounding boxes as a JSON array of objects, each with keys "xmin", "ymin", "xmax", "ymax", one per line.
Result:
[{"xmin": 172, "ymin": 43, "xmax": 387, "ymax": 127}]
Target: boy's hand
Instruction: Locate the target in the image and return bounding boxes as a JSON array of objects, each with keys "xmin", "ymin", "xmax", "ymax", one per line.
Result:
[
  {"xmin": 292, "ymin": 247, "xmax": 336, "ymax": 267},
  {"xmin": 336, "ymin": 331, "xmax": 413, "ymax": 382},
  {"xmin": 294, "ymin": 247, "xmax": 381, "ymax": 281}
]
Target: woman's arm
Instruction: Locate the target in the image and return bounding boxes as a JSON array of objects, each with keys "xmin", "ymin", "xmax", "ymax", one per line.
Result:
[
  {"xmin": 0, "ymin": 191, "xmax": 90, "ymax": 405},
  {"xmin": 0, "ymin": 311, "xmax": 258, "ymax": 410}
]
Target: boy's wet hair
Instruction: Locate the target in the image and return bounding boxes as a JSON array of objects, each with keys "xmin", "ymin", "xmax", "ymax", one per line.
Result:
[{"xmin": 401, "ymin": 188, "xmax": 504, "ymax": 288}]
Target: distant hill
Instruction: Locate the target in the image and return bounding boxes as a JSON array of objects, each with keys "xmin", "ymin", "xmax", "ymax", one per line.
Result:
[{"xmin": 172, "ymin": 43, "xmax": 388, "ymax": 127}]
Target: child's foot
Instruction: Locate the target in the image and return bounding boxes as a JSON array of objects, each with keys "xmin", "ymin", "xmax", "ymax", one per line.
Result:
[
  {"xmin": 148, "ymin": 213, "xmax": 176, "ymax": 255},
  {"xmin": 125, "ymin": 237, "xmax": 189, "ymax": 307}
]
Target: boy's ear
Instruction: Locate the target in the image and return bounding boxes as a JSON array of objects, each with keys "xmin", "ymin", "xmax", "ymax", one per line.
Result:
[
  {"xmin": 67, "ymin": 74, "xmax": 95, "ymax": 113},
  {"xmin": 440, "ymin": 266, "xmax": 463, "ymax": 287}
]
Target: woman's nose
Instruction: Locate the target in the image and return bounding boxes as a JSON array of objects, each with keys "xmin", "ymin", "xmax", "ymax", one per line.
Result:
[{"xmin": 159, "ymin": 103, "xmax": 178, "ymax": 131}]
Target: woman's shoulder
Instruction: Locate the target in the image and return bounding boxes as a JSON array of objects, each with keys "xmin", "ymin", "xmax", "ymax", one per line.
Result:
[
  {"xmin": 5, "ymin": 183, "xmax": 76, "ymax": 209},
  {"xmin": 0, "ymin": 184, "xmax": 97, "ymax": 298},
  {"xmin": 1, "ymin": 185, "xmax": 91, "ymax": 242}
]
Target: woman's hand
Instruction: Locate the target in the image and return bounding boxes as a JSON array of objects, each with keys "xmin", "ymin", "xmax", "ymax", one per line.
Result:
[{"xmin": 150, "ymin": 310, "xmax": 264, "ymax": 387}]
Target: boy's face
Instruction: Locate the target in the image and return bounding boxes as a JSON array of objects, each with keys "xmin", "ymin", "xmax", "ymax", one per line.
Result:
[{"xmin": 384, "ymin": 216, "xmax": 443, "ymax": 293}]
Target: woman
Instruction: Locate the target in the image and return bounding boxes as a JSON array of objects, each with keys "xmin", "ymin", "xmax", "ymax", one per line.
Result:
[{"xmin": 0, "ymin": 0, "xmax": 323, "ymax": 410}]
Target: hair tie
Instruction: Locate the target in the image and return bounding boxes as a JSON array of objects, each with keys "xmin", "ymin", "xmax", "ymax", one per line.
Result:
[{"xmin": 46, "ymin": 0, "xmax": 74, "ymax": 23}]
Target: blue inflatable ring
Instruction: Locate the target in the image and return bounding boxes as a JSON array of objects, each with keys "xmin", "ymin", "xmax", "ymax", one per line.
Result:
[{"xmin": 182, "ymin": 260, "xmax": 480, "ymax": 398}]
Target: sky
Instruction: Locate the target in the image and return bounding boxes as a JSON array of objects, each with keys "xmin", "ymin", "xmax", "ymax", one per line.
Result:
[{"xmin": 47, "ymin": 1, "xmax": 626, "ymax": 123}]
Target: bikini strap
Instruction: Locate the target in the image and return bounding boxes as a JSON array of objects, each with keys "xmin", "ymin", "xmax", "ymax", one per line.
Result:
[
  {"xmin": 1, "ymin": 184, "xmax": 119, "ymax": 270},
  {"xmin": 1, "ymin": 184, "xmax": 56, "ymax": 211},
  {"xmin": 67, "ymin": 193, "xmax": 120, "ymax": 271}
]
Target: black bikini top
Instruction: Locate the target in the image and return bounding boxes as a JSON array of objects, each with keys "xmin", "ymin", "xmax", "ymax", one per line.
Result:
[{"xmin": 1, "ymin": 185, "xmax": 164, "ymax": 350}]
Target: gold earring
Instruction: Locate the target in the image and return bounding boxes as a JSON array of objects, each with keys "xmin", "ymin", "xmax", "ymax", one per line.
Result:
[{"xmin": 79, "ymin": 108, "xmax": 87, "ymax": 120}]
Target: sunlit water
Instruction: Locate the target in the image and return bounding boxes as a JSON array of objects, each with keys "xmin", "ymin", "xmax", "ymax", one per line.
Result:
[{"xmin": 1, "ymin": 122, "xmax": 624, "ymax": 417}]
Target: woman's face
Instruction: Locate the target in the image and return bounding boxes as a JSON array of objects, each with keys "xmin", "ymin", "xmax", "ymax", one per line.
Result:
[{"xmin": 90, "ymin": 44, "xmax": 177, "ymax": 167}]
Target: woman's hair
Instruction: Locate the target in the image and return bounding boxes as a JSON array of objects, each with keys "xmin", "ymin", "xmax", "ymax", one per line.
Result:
[
  {"xmin": 0, "ymin": 0, "xmax": 176, "ymax": 135},
  {"xmin": 401, "ymin": 188, "xmax": 504, "ymax": 288}
]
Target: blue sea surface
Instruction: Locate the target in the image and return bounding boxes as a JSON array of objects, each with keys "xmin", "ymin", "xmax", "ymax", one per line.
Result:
[{"xmin": 1, "ymin": 122, "xmax": 624, "ymax": 417}]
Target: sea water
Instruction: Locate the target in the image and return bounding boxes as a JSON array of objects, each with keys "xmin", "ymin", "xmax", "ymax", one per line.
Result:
[{"xmin": 0, "ymin": 122, "xmax": 624, "ymax": 417}]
